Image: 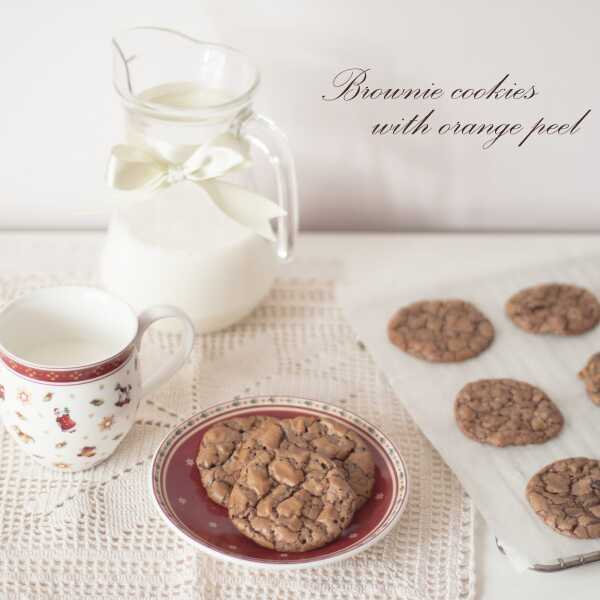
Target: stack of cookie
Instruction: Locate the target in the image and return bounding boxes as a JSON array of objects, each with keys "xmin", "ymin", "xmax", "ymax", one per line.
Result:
[
  {"xmin": 388, "ymin": 282, "xmax": 600, "ymax": 540},
  {"xmin": 196, "ymin": 415, "xmax": 375, "ymax": 552}
]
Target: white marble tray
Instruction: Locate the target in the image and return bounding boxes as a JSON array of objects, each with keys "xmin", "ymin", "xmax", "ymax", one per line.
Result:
[{"xmin": 340, "ymin": 254, "xmax": 600, "ymax": 570}]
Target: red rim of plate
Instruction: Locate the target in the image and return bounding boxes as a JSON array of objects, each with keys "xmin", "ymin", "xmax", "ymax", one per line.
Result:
[{"xmin": 150, "ymin": 395, "xmax": 410, "ymax": 570}]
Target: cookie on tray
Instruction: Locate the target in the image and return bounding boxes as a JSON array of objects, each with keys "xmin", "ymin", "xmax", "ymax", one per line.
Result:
[
  {"xmin": 280, "ymin": 415, "xmax": 375, "ymax": 508},
  {"xmin": 387, "ymin": 299, "xmax": 494, "ymax": 363},
  {"xmin": 506, "ymin": 283, "xmax": 600, "ymax": 335},
  {"xmin": 228, "ymin": 418, "xmax": 357, "ymax": 552},
  {"xmin": 196, "ymin": 416, "xmax": 276, "ymax": 506},
  {"xmin": 526, "ymin": 458, "xmax": 600, "ymax": 539},
  {"xmin": 579, "ymin": 353, "xmax": 600, "ymax": 406},
  {"xmin": 455, "ymin": 379, "xmax": 563, "ymax": 447}
]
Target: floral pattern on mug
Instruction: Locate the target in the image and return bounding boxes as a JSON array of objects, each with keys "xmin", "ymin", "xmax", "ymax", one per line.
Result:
[
  {"xmin": 98, "ymin": 416, "xmax": 115, "ymax": 431},
  {"xmin": 3, "ymin": 364, "xmax": 139, "ymax": 472},
  {"xmin": 13, "ymin": 426, "xmax": 33, "ymax": 444},
  {"xmin": 17, "ymin": 388, "xmax": 31, "ymax": 404},
  {"xmin": 78, "ymin": 446, "xmax": 96, "ymax": 458}
]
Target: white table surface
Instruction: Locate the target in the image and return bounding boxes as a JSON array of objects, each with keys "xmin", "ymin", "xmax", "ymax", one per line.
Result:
[{"xmin": 2, "ymin": 229, "xmax": 600, "ymax": 599}]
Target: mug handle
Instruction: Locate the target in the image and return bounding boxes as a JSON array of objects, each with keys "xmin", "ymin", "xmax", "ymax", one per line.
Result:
[{"xmin": 135, "ymin": 305, "xmax": 195, "ymax": 398}]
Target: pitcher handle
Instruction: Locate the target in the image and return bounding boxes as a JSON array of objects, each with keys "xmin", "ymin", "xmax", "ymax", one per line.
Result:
[
  {"xmin": 240, "ymin": 113, "xmax": 299, "ymax": 262},
  {"xmin": 135, "ymin": 305, "xmax": 195, "ymax": 398}
]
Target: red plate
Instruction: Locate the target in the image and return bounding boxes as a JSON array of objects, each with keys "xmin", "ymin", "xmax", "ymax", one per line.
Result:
[{"xmin": 150, "ymin": 395, "xmax": 409, "ymax": 569}]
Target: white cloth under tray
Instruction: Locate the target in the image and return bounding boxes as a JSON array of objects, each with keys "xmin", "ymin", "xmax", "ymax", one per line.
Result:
[{"xmin": 0, "ymin": 265, "xmax": 474, "ymax": 600}]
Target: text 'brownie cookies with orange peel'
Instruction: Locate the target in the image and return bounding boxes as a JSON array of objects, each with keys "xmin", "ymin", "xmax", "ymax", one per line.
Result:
[
  {"xmin": 228, "ymin": 418, "xmax": 358, "ymax": 552},
  {"xmin": 388, "ymin": 299, "xmax": 494, "ymax": 363}
]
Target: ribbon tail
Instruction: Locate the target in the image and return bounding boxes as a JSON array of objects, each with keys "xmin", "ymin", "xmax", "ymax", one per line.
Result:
[
  {"xmin": 106, "ymin": 145, "xmax": 167, "ymax": 192},
  {"xmin": 200, "ymin": 180, "xmax": 286, "ymax": 242}
]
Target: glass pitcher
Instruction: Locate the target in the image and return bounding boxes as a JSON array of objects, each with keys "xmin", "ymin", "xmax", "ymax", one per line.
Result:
[{"xmin": 99, "ymin": 27, "xmax": 298, "ymax": 333}]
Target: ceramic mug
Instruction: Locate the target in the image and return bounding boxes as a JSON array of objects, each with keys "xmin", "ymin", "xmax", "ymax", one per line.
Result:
[{"xmin": 0, "ymin": 286, "xmax": 195, "ymax": 471}]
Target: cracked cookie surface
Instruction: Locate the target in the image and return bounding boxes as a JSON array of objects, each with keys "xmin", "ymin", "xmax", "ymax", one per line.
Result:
[
  {"xmin": 506, "ymin": 283, "xmax": 600, "ymax": 335},
  {"xmin": 526, "ymin": 458, "xmax": 600, "ymax": 539},
  {"xmin": 579, "ymin": 353, "xmax": 600, "ymax": 406},
  {"xmin": 388, "ymin": 299, "xmax": 494, "ymax": 363},
  {"xmin": 196, "ymin": 416, "xmax": 276, "ymax": 506},
  {"xmin": 280, "ymin": 415, "xmax": 375, "ymax": 508},
  {"xmin": 455, "ymin": 379, "xmax": 563, "ymax": 447},
  {"xmin": 228, "ymin": 419, "xmax": 357, "ymax": 552}
]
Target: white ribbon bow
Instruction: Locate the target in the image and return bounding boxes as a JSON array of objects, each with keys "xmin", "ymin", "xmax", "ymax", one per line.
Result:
[{"xmin": 106, "ymin": 133, "xmax": 285, "ymax": 241}]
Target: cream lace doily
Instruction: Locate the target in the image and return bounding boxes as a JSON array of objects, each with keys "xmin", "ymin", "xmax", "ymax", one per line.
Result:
[{"xmin": 0, "ymin": 269, "xmax": 474, "ymax": 599}]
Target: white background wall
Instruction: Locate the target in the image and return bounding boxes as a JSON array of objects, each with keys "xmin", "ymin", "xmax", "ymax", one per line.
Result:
[{"xmin": 0, "ymin": 0, "xmax": 598, "ymax": 231}]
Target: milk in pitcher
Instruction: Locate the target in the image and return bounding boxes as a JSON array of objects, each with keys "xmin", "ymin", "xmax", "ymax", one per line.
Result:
[{"xmin": 101, "ymin": 29, "xmax": 297, "ymax": 333}]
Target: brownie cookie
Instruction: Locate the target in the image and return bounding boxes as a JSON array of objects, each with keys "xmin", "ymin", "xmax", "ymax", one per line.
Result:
[
  {"xmin": 196, "ymin": 416, "xmax": 276, "ymax": 506},
  {"xmin": 228, "ymin": 419, "xmax": 357, "ymax": 552},
  {"xmin": 388, "ymin": 300, "xmax": 494, "ymax": 363},
  {"xmin": 526, "ymin": 458, "xmax": 600, "ymax": 539},
  {"xmin": 506, "ymin": 283, "xmax": 600, "ymax": 336},
  {"xmin": 579, "ymin": 353, "xmax": 600, "ymax": 406},
  {"xmin": 455, "ymin": 379, "xmax": 563, "ymax": 447},
  {"xmin": 280, "ymin": 416, "xmax": 375, "ymax": 508}
]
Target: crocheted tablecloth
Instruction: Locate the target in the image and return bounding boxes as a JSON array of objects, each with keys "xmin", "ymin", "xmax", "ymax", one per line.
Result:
[{"xmin": 0, "ymin": 267, "xmax": 475, "ymax": 600}]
